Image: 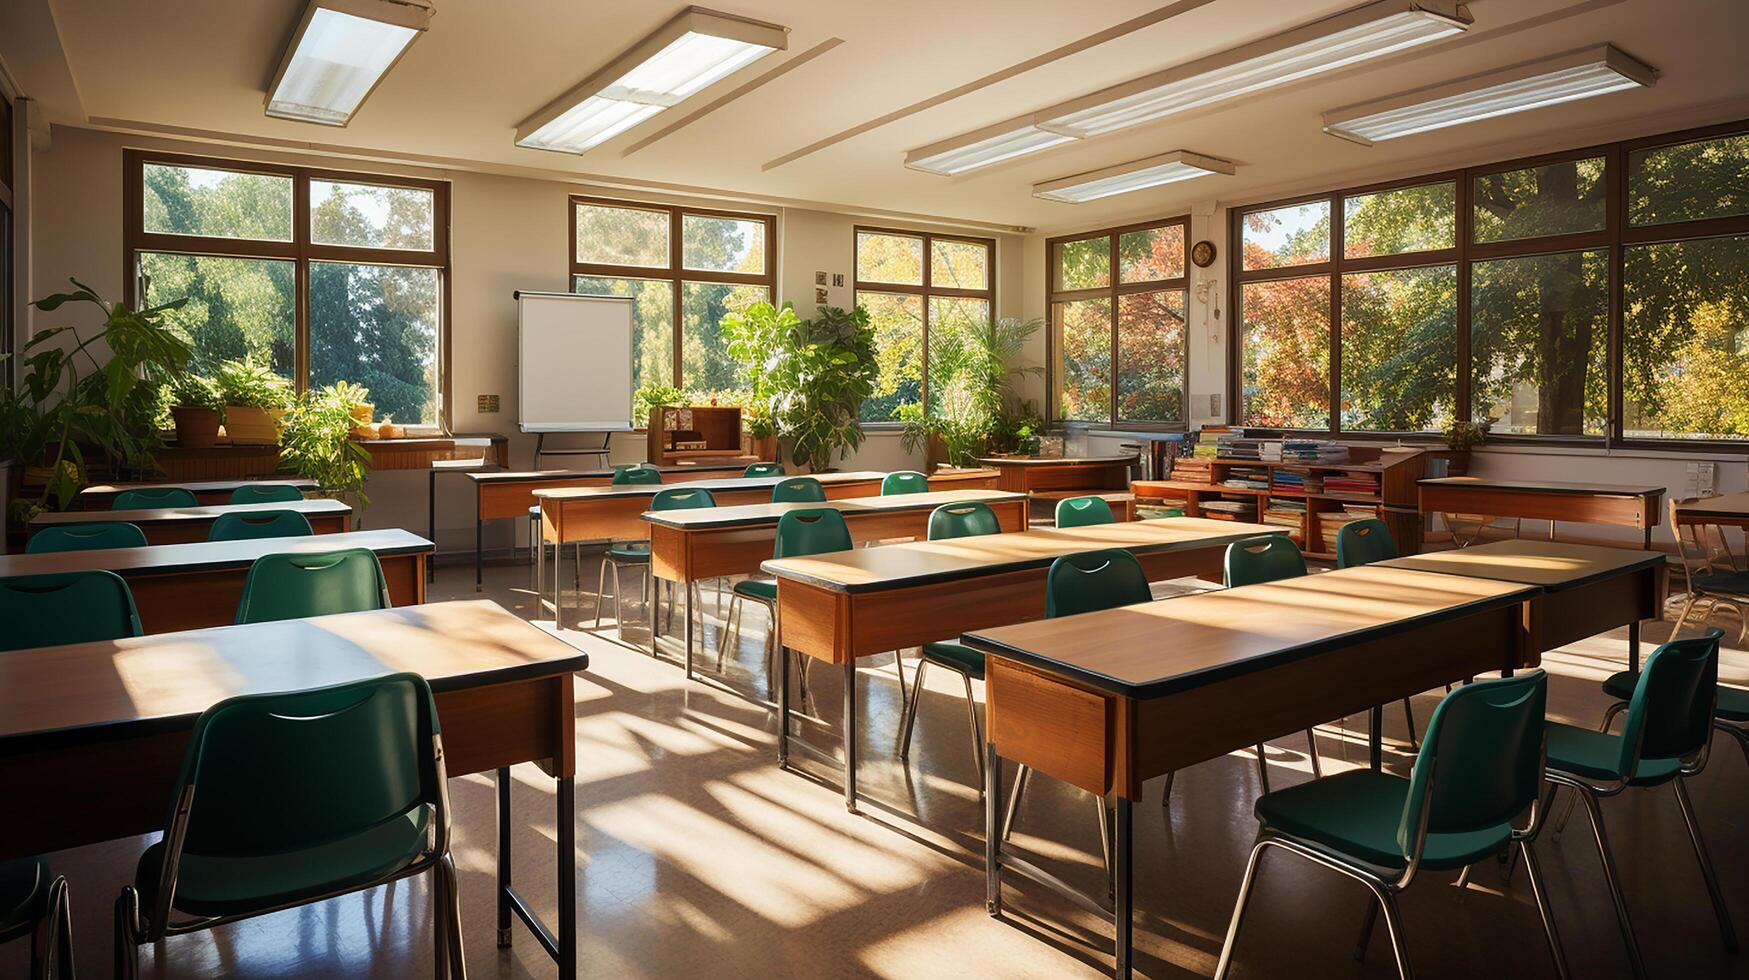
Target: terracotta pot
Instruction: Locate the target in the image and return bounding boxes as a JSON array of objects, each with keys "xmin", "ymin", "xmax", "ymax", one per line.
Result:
[
  {"xmin": 223, "ymin": 405, "xmax": 280, "ymax": 445},
  {"xmin": 170, "ymin": 405, "xmax": 222, "ymax": 449},
  {"xmin": 748, "ymin": 433, "xmax": 778, "ymax": 461}
]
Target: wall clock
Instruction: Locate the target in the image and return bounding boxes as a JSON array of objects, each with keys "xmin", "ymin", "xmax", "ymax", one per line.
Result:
[{"xmin": 1191, "ymin": 239, "xmax": 1217, "ymax": 268}]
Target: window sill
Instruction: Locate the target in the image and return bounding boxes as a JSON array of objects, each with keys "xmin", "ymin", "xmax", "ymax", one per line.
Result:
[{"xmin": 1475, "ymin": 444, "xmax": 1749, "ymax": 463}]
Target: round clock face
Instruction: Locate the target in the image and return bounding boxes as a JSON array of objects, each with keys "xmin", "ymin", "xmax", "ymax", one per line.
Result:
[{"xmin": 1191, "ymin": 240, "xmax": 1217, "ymax": 268}]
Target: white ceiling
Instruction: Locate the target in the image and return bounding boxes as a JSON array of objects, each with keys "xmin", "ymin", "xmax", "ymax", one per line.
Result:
[{"xmin": 5, "ymin": 0, "xmax": 1748, "ymax": 232}]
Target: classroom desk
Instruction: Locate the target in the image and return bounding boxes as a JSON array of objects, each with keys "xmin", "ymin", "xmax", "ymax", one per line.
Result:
[
  {"xmin": 643, "ymin": 489, "xmax": 1029, "ymax": 676},
  {"xmin": 760, "ymin": 516, "xmax": 1283, "ymax": 810},
  {"xmin": 961, "ymin": 566, "xmax": 1536, "ymax": 978},
  {"xmin": 74, "ymin": 478, "xmax": 318, "ymax": 509},
  {"xmin": 925, "ymin": 467, "xmax": 1001, "ymax": 491},
  {"xmin": 28, "ymin": 498, "xmax": 351, "ymax": 545},
  {"xmin": 0, "ymin": 600, "xmax": 585, "ymax": 977},
  {"xmin": 0, "ymin": 529, "xmax": 432, "ymax": 633},
  {"xmin": 1675, "ymin": 492, "xmax": 1749, "ymax": 529},
  {"xmin": 976, "ymin": 455, "xmax": 1138, "ymax": 495},
  {"xmin": 1419, "ymin": 477, "xmax": 1664, "ymax": 548}
]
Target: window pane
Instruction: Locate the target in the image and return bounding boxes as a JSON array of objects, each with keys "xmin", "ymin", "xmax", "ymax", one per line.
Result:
[
  {"xmin": 309, "ymin": 263, "xmax": 439, "ymax": 426},
  {"xmin": 1471, "ymin": 158, "xmax": 1605, "ymax": 243},
  {"xmin": 1470, "ymin": 250, "xmax": 1609, "ymax": 436},
  {"xmin": 1054, "ymin": 297, "xmax": 1111, "ymax": 422},
  {"xmin": 573, "ymin": 275, "xmax": 673, "ymax": 415},
  {"xmin": 930, "ymin": 240, "xmax": 989, "ymax": 290},
  {"xmin": 856, "ymin": 232, "xmax": 923, "ymax": 285},
  {"xmin": 1628, "ymin": 133, "xmax": 1749, "ymax": 226},
  {"xmin": 574, "ymin": 203, "xmax": 669, "ymax": 267},
  {"xmin": 926, "ymin": 296, "xmax": 992, "ymax": 420},
  {"xmin": 138, "ymin": 252, "xmax": 294, "ymax": 378},
  {"xmin": 1119, "ymin": 225, "xmax": 1185, "ymax": 283},
  {"xmin": 142, "ymin": 163, "xmax": 293, "ymax": 242},
  {"xmin": 1342, "ymin": 183, "xmax": 1456, "ymax": 258},
  {"xmin": 1054, "ymin": 236, "xmax": 1110, "ymax": 290},
  {"xmin": 1116, "ymin": 289, "xmax": 1185, "ymax": 422},
  {"xmin": 1339, "ymin": 265, "xmax": 1457, "ymax": 432},
  {"xmin": 1241, "ymin": 201, "xmax": 1330, "ymax": 270},
  {"xmin": 682, "ymin": 281, "xmax": 768, "ymax": 396},
  {"xmin": 682, "ymin": 214, "xmax": 765, "ymax": 274},
  {"xmin": 1241, "ymin": 276, "xmax": 1330, "ymax": 428},
  {"xmin": 310, "ymin": 180, "xmax": 434, "ymax": 251},
  {"xmin": 860, "ymin": 291, "xmax": 923, "ymax": 422},
  {"xmin": 1622, "ymin": 235, "xmax": 1749, "ymax": 440}
]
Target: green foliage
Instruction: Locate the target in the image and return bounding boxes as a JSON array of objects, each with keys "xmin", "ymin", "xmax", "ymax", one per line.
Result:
[
  {"xmin": 1443, "ymin": 419, "xmax": 1486, "ymax": 450},
  {"xmin": 720, "ymin": 300, "xmax": 799, "ymax": 439},
  {"xmin": 899, "ymin": 316, "xmax": 1043, "ymax": 467},
  {"xmin": 166, "ymin": 372, "xmax": 225, "ymax": 412},
  {"xmin": 633, "ymin": 382, "xmax": 688, "ymax": 424},
  {"xmin": 279, "ymin": 383, "xmax": 372, "ymax": 506},
  {"xmin": 990, "ymin": 400, "xmax": 1044, "ymax": 455},
  {"xmin": 214, "ymin": 358, "xmax": 293, "ymax": 409},
  {"xmin": 768, "ymin": 305, "xmax": 879, "ymax": 472}
]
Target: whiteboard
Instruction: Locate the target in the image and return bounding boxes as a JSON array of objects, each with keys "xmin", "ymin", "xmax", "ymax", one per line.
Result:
[{"xmin": 516, "ymin": 290, "xmax": 634, "ymax": 432}]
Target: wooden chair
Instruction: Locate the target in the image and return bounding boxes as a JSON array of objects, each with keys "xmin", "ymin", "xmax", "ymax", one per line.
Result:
[{"xmin": 1667, "ymin": 497, "xmax": 1749, "ymax": 644}]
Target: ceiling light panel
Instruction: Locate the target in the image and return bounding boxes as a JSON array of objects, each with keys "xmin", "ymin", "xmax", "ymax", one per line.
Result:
[
  {"xmin": 905, "ymin": 118, "xmax": 1077, "ymax": 176},
  {"xmin": 266, "ymin": 0, "xmax": 434, "ymax": 126},
  {"xmin": 517, "ymin": 7, "xmax": 788, "ymax": 154},
  {"xmin": 1033, "ymin": 150, "xmax": 1235, "ymax": 203},
  {"xmin": 1323, "ymin": 45, "xmax": 1656, "ymax": 145}
]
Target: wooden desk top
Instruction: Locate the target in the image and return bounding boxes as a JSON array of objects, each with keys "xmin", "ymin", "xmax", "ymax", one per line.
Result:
[
  {"xmin": 0, "ymin": 529, "xmax": 431, "ymax": 579},
  {"xmin": 470, "ymin": 462, "xmax": 748, "ymax": 485},
  {"xmin": 30, "ymin": 498, "xmax": 352, "ymax": 529},
  {"xmin": 762, "ymin": 517, "xmax": 1281, "ymax": 593},
  {"xmin": 1675, "ymin": 492, "xmax": 1749, "ymax": 520},
  {"xmin": 533, "ymin": 470, "xmax": 888, "ymax": 502},
  {"xmin": 78, "ymin": 478, "xmax": 318, "ymax": 499},
  {"xmin": 1378, "ymin": 540, "xmax": 1665, "ymax": 591},
  {"xmin": 977, "ymin": 455, "xmax": 1138, "ymax": 467},
  {"xmin": 0, "ymin": 601, "xmax": 585, "ymax": 749},
  {"xmin": 963, "ymin": 565, "xmax": 1534, "ymax": 698},
  {"xmin": 1419, "ymin": 477, "xmax": 1665, "ymax": 497},
  {"xmin": 642, "ymin": 489, "xmax": 1026, "ymax": 530}
]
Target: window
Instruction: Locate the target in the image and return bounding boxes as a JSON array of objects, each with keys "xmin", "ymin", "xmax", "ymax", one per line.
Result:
[
  {"xmin": 125, "ymin": 151, "xmax": 449, "ymax": 426},
  {"xmin": 1048, "ymin": 219, "xmax": 1188, "ymax": 425},
  {"xmin": 570, "ymin": 198, "xmax": 773, "ymax": 415},
  {"xmin": 853, "ymin": 228, "xmax": 994, "ymax": 423},
  {"xmin": 1, "ymin": 92, "xmax": 13, "ymax": 379},
  {"xmin": 1622, "ymin": 235, "xmax": 1749, "ymax": 440}
]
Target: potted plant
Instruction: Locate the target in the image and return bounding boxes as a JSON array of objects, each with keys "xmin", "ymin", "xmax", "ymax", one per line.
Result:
[
  {"xmin": 767, "ymin": 305, "xmax": 879, "ymax": 472},
  {"xmin": 633, "ymin": 382, "xmax": 688, "ymax": 431},
  {"xmin": 214, "ymin": 359, "xmax": 292, "ymax": 445},
  {"xmin": 166, "ymin": 373, "xmax": 225, "ymax": 449},
  {"xmin": 722, "ymin": 301, "xmax": 799, "ymax": 463},
  {"xmin": 279, "ymin": 382, "xmax": 373, "ymax": 521},
  {"xmin": 743, "ymin": 401, "xmax": 777, "ymax": 461}
]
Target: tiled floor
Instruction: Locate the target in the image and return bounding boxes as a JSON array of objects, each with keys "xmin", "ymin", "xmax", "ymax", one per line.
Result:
[{"xmin": 21, "ymin": 552, "xmax": 1749, "ymax": 978}]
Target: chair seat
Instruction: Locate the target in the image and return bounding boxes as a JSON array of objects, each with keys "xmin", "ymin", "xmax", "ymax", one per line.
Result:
[
  {"xmin": 137, "ymin": 809, "xmax": 429, "ymax": 918},
  {"xmin": 734, "ymin": 579, "xmax": 777, "ymax": 602},
  {"xmin": 606, "ymin": 543, "xmax": 651, "ymax": 562},
  {"xmin": 1255, "ymin": 770, "xmax": 1510, "ymax": 871},
  {"xmin": 0, "ymin": 855, "xmax": 51, "ymax": 942},
  {"xmin": 1545, "ymin": 722, "xmax": 1682, "ymax": 786},
  {"xmin": 921, "ymin": 641, "xmax": 985, "ymax": 679}
]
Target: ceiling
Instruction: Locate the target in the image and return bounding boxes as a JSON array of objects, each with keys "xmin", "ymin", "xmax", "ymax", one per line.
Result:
[{"xmin": 4, "ymin": 0, "xmax": 1747, "ymax": 232}]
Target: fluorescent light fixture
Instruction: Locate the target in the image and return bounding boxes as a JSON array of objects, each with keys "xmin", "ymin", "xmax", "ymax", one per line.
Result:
[
  {"xmin": 266, "ymin": 0, "xmax": 433, "ymax": 126},
  {"xmin": 1323, "ymin": 45, "xmax": 1656, "ymax": 145},
  {"xmin": 1034, "ymin": 150, "xmax": 1235, "ymax": 203},
  {"xmin": 517, "ymin": 7, "xmax": 787, "ymax": 154},
  {"xmin": 904, "ymin": 117, "xmax": 1077, "ymax": 176}
]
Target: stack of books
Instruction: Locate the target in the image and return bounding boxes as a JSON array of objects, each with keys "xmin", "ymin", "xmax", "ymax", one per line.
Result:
[
  {"xmin": 1282, "ymin": 440, "xmax": 1349, "ymax": 463},
  {"xmin": 1323, "ymin": 470, "xmax": 1380, "ymax": 498},
  {"xmin": 1263, "ymin": 499, "xmax": 1306, "ymax": 532},
  {"xmin": 1271, "ymin": 468, "xmax": 1318, "ymax": 493},
  {"xmin": 1221, "ymin": 466, "xmax": 1271, "ymax": 491},
  {"xmin": 1201, "ymin": 498, "xmax": 1259, "ymax": 522},
  {"xmin": 1216, "ymin": 435, "xmax": 1265, "ymax": 460},
  {"xmin": 1173, "ymin": 457, "xmax": 1215, "ymax": 484}
]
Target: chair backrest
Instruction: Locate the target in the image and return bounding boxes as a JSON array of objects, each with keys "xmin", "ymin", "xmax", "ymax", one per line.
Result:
[
  {"xmin": 228, "ymin": 484, "xmax": 305, "ymax": 505},
  {"xmin": 26, "ymin": 521, "xmax": 149, "ymax": 554},
  {"xmin": 1668, "ymin": 496, "xmax": 1728, "ymax": 580},
  {"xmin": 1045, "ymin": 549, "xmax": 1151, "ymax": 618},
  {"xmin": 743, "ymin": 462, "xmax": 783, "ymax": 478},
  {"xmin": 0, "ymin": 571, "xmax": 144, "ymax": 651},
  {"xmin": 771, "ymin": 476, "xmax": 826, "ymax": 503},
  {"xmin": 1615, "ymin": 629, "xmax": 1722, "ymax": 775},
  {"xmin": 1336, "ymin": 518, "xmax": 1397, "ymax": 568},
  {"xmin": 773, "ymin": 508, "xmax": 853, "ymax": 558},
  {"xmin": 208, "ymin": 510, "xmax": 315, "ymax": 542},
  {"xmin": 928, "ymin": 501, "xmax": 1002, "ymax": 541},
  {"xmin": 651, "ymin": 487, "xmax": 716, "ymax": 511},
  {"xmin": 1399, "ymin": 671, "xmax": 1547, "ymax": 854},
  {"xmin": 234, "ymin": 548, "xmax": 390, "ymax": 625},
  {"xmin": 113, "ymin": 487, "xmax": 197, "ymax": 510},
  {"xmin": 1055, "ymin": 495, "xmax": 1115, "ymax": 528},
  {"xmin": 611, "ymin": 465, "xmax": 663, "ymax": 486},
  {"xmin": 1225, "ymin": 535, "xmax": 1306, "ymax": 587},
  {"xmin": 881, "ymin": 471, "xmax": 929, "ymax": 496}
]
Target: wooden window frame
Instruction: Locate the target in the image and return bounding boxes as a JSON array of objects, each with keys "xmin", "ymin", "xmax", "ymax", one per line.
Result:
[
  {"xmin": 1227, "ymin": 117, "xmax": 1749, "ymax": 452},
  {"xmin": 852, "ymin": 225, "xmax": 996, "ymax": 424},
  {"xmin": 1045, "ymin": 216, "xmax": 1190, "ymax": 428},
  {"xmin": 122, "ymin": 149, "xmax": 452, "ymax": 429}
]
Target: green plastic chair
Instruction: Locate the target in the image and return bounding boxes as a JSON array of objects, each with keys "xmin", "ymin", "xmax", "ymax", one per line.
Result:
[
  {"xmin": 743, "ymin": 462, "xmax": 783, "ymax": 478},
  {"xmin": 112, "ymin": 487, "xmax": 197, "ymax": 510},
  {"xmin": 26, "ymin": 521, "xmax": 148, "ymax": 554},
  {"xmin": 1214, "ymin": 672, "xmax": 1566, "ymax": 980},
  {"xmin": 207, "ymin": 510, "xmax": 315, "ymax": 542},
  {"xmin": 611, "ymin": 465, "xmax": 663, "ymax": 486},
  {"xmin": 1225, "ymin": 534, "xmax": 1307, "ymax": 586},
  {"xmin": 1544, "ymin": 630, "xmax": 1734, "ymax": 975},
  {"xmin": 596, "ymin": 487, "xmax": 718, "ymax": 640},
  {"xmin": 227, "ymin": 484, "xmax": 305, "ymax": 505},
  {"xmin": 1336, "ymin": 518, "xmax": 1397, "ymax": 568},
  {"xmin": 770, "ymin": 476, "xmax": 825, "ymax": 503},
  {"xmin": 1055, "ymin": 495, "xmax": 1116, "ymax": 528},
  {"xmin": 881, "ymin": 471, "xmax": 929, "ymax": 495},
  {"xmin": 721, "ymin": 509, "xmax": 854, "ymax": 704},
  {"xmin": 926, "ymin": 500, "xmax": 1003, "ymax": 542},
  {"xmin": 0, "ymin": 856, "xmax": 74, "ymax": 979},
  {"xmin": 0, "ymin": 571, "xmax": 143, "ymax": 652},
  {"xmin": 233, "ymin": 549, "xmax": 390, "ymax": 625},
  {"xmin": 114, "ymin": 672, "xmax": 461, "ymax": 979}
]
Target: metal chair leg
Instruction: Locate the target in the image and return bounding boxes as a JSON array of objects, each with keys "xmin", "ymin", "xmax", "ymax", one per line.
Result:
[
  {"xmin": 1001, "ymin": 764, "xmax": 1031, "ymax": 841},
  {"xmin": 891, "ymin": 650, "xmax": 909, "ymax": 710},
  {"xmin": 1402, "ymin": 698, "xmax": 1419, "ymax": 750},
  {"xmin": 594, "ymin": 558, "xmax": 611, "ymax": 629},
  {"xmin": 1095, "ymin": 792, "xmax": 1113, "ymax": 890},
  {"xmin": 1555, "ymin": 702, "xmax": 1629, "ymax": 838},
  {"xmin": 963, "ymin": 669, "xmax": 985, "ymax": 793},
  {"xmin": 1214, "ymin": 838, "xmax": 1269, "ymax": 980},
  {"xmin": 1304, "ymin": 728, "xmax": 1322, "ymax": 778},
  {"xmin": 1520, "ymin": 838, "xmax": 1572, "ymax": 980},
  {"xmin": 1253, "ymin": 744, "xmax": 1272, "ymax": 794},
  {"xmin": 1369, "ymin": 885, "xmax": 1415, "ymax": 980},
  {"xmin": 897, "ymin": 660, "xmax": 928, "ymax": 760},
  {"xmin": 432, "ymin": 859, "xmax": 450, "ymax": 980},
  {"xmin": 1576, "ymin": 786, "xmax": 1649, "ymax": 979},
  {"xmin": 1674, "ymin": 776, "xmax": 1738, "ymax": 950},
  {"xmin": 717, "ymin": 594, "xmax": 740, "ymax": 672},
  {"xmin": 1161, "ymin": 770, "xmax": 1176, "ymax": 810},
  {"xmin": 113, "ymin": 889, "xmax": 139, "ymax": 980},
  {"xmin": 1355, "ymin": 895, "xmax": 1379, "ymax": 961},
  {"xmin": 612, "ymin": 563, "xmax": 627, "ymax": 641}
]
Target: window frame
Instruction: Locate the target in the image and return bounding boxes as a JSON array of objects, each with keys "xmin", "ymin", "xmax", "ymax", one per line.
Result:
[
  {"xmin": 1045, "ymin": 215, "xmax": 1190, "ymax": 428},
  {"xmin": 852, "ymin": 225, "xmax": 996, "ymax": 424},
  {"xmin": 122, "ymin": 149, "xmax": 452, "ymax": 428},
  {"xmin": 1226, "ymin": 117, "xmax": 1749, "ymax": 452}
]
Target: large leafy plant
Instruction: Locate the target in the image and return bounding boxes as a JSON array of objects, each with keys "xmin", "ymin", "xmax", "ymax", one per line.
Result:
[
  {"xmin": 899, "ymin": 316, "xmax": 1043, "ymax": 466},
  {"xmin": 214, "ymin": 359, "xmax": 292, "ymax": 409},
  {"xmin": 279, "ymin": 382, "xmax": 373, "ymax": 509},
  {"xmin": 768, "ymin": 305, "xmax": 879, "ymax": 472},
  {"xmin": 721, "ymin": 300, "xmax": 800, "ymax": 441}
]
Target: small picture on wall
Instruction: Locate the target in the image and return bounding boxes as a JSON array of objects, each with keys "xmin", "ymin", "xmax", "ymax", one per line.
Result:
[
  {"xmin": 814, "ymin": 271, "xmax": 828, "ymax": 285},
  {"xmin": 814, "ymin": 287, "xmax": 829, "ymax": 304},
  {"xmin": 832, "ymin": 273, "xmax": 844, "ymax": 287}
]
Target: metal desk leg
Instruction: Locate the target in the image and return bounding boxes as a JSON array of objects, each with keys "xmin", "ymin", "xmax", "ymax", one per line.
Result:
[
  {"xmin": 1113, "ymin": 798, "xmax": 1134, "ymax": 979},
  {"xmin": 985, "ymin": 742, "xmax": 1003, "ymax": 916},
  {"xmin": 844, "ymin": 659, "xmax": 858, "ymax": 812},
  {"xmin": 552, "ymin": 531, "xmax": 565, "ymax": 630},
  {"xmin": 428, "ymin": 469, "xmax": 437, "ymax": 584},
  {"xmin": 1628, "ymin": 619, "xmax": 1642, "ymax": 674},
  {"xmin": 496, "ymin": 767, "xmax": 512, "ymax": 947},
  {"xmin": 683, "ymin": 580, "xmax": 695, "ymax": 680},
  {"xmin": 475, "ymin": 512, "xmax": 485, "ymax": 592},
  {"xmin": 557, "ymin": 774, "xmax": 577, "ymax": 980},
  {"xmin": 777, "ymin": 633, "xmax": 791, "ymax": 769},
  {"xmin": 1370, "ymin": 705, "xmax": 1384, "ymax": 770}
]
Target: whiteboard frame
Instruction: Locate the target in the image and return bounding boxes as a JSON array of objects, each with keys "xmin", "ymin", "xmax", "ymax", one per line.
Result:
[{"xmin": 515, "ymin": 290, "xmax": 636, "ymax": 433}]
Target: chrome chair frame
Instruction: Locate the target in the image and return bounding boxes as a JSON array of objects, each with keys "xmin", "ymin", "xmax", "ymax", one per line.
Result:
[
  {"xmin": 5, "ymin": 870, "xmax": 74, "ymax": 980},
  {"xmin": 897, "ymin": 656, "xmax": 985, "ymax": 789},
  {"xmin": 718, "ymin": 588, "xmax": 811, "ymax": 712}
]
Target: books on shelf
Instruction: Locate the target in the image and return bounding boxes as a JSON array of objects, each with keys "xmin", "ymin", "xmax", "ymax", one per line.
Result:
[
  {"xmin": 1173, "ymin": 457, "xmax": 1215, "ymax": 484},
  {"xmin": 1201, "ymin": 498, "xmax": 1259, "ymax": 522},
  {"xmin": 1221, "ymin": 465, "xmax": 1271, "ymax": 491},
  {"xmin": 1271, "ymin": 467, "xmax": 1321, "ymax": 493},
  {"xmin": 1282, "ymin": 440, "xmax": 1349, "ymax": 463},
  {"xmin": 1322, "ymin": 470, "xmax": 1380, "ymax": 497},
  {"xmin": 1263, "ymin": 498, "xmax": 1305, "ymax": 530}
]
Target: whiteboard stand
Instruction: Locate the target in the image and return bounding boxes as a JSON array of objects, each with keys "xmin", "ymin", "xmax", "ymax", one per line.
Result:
[{"xmin": 534, "ymin": 432, "xmax": 613, "ymax": 469}]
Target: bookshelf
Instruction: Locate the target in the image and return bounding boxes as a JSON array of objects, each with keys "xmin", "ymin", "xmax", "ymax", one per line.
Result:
[{"xmin": 646, "ymin": 406, "xmax": 762, "ymax": 467}]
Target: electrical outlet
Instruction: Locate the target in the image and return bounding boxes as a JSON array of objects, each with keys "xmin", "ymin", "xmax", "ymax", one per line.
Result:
[
  {"xmin": 477, "ymin": 394, "xmax": 500, "ymax": 414},
  {"xmin": 1208, "ymin": 393, "xmax": 1222, "ymax": 417}
]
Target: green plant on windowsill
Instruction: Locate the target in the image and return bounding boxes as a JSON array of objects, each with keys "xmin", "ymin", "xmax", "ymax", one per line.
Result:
[
  {"xmin": 213, "ymin": 359, "xmax": 292, "ymax": 410},
  {"xmin": 633, "ymin": 382, "xmax": 689, "ymax": 426},
  {"xmin": 769, "ymin": 305, "xmax": 879, "ymax": 472},
  {"xmin": 1443, "ymin": 419, "xmax": 1487, "ymax": 451},
  {"xmin": 279, "ymin": 382, "xmax": 373, "ymax": 516}
]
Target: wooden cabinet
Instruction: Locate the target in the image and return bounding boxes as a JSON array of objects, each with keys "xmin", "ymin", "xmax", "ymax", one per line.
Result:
[{"xmin": 645, "ymin": 405, "xmax": 764, "ymax": 467}]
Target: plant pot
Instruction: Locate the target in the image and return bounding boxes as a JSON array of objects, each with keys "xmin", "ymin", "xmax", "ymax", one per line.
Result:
[
  {"xmin": 223, "ymin": 405, "xmax": 280, "ymax": 445},
  {"xmin": 747, "ymin": 433, "xmax": 778, "ymax": 461},
  {"xmin": 170, "ymin": 405, "xmax": 222, "ymax": 449}
]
